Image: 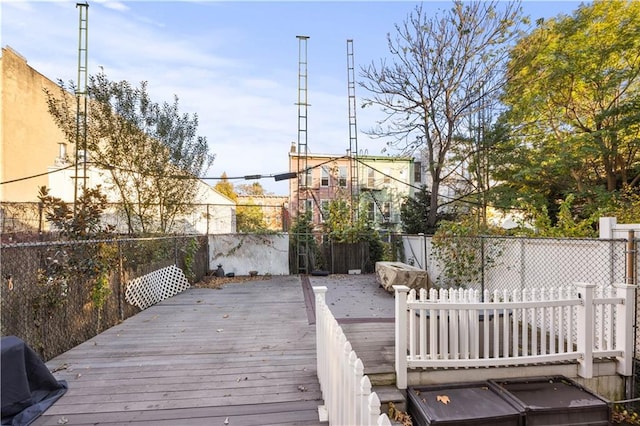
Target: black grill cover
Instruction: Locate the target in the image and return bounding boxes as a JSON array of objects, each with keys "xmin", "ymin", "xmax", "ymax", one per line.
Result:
[{"xmin": 1, "ymin": 336, "xmax": 67, "ymax": 426}]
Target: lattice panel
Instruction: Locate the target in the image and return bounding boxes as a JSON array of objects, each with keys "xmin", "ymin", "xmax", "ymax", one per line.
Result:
[{"xmin": 125, "ymin": 265, "xmax": 190, "ymax": 310}]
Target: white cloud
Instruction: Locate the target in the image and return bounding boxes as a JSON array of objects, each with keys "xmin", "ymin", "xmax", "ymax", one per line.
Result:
[{"xmin": 91, "ymin": 0, "xmax": 129, "ymax": 12}]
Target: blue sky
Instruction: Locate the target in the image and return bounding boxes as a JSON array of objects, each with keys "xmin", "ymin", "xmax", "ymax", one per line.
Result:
[{"xmin": 2, "ymin": 1, "xmax": 584, "ymax": 195}]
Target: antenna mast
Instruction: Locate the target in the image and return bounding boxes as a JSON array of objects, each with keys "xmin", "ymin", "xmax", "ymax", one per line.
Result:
[
  {"xmin": 295, "ymin": 35, "xmax": 310, "ymax": 274},
  {"xmin": 74, "ymin": 2, "xmax": 89, "ymax": 215},
  {"xmin": 347, "ymin": 39, "xmax": 359, "ymax": 223}
]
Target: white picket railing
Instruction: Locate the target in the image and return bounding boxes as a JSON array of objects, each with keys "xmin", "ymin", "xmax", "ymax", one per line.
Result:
[
  {"xmin": 395, "ymin": 282, "xmax": 636, "ymax": 389},
  {"xmin": 313, "ymin": 286, "xmax": 392, "ymax": 426}
]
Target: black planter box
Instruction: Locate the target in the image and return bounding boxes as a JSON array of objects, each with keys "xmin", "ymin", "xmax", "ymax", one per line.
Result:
[
  {"xmin": 488, "ymin": 376, "xmax": 610, "ymax": 426},
  {"xmin": 407, "ymin": 382, "xmax": 523, "ymax": 426}
]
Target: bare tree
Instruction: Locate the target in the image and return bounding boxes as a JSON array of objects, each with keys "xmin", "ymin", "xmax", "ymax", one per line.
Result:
[{"xmin": 360, "ymin": 1, "xmax": 526, "ymax": 229}]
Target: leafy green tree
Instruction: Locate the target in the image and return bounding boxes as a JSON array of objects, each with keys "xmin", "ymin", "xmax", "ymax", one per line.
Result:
[
  {"xmin": 236, "ymin": 182, "xmax": 267, "ymax": 196},
  {"xmin": 602, "ymin": 185, "xmax": 640, "ymax": 223},
  {"xmin": 322, "ymin": 198, "xmax": 386, "ymax": 268},
  {"xmin": 45, "ymin": 71, "xmax": 213, "ymax": 234},
  {"xmin": 517, "ymin": 195, "xmax": 598, "ymax": 237},
  {"xmin": 214, "ymin": 173, "xmax": 237, "ymax": 202},
  {"xmin": 431, "ymin": 215, "xmax": 508, "ymax": 288},
  {"xmin": 322, "ymin": 199, "xmax": 354, "ymax": 242},
  {"xmin": 289, "ymin": 211, "xmax": 324, "ymax": 271},
  {"xmin": 498, "ymin": 0, "xmax": 640, "ymax": 216},
  {"xmin": 360, "ymin": 1, "xmax": 527, "ymax": 230},
  {"xmin": 38, "ymin": 186, "xmax": 114, "ymax": 238},
  {"xmin": 37, "ymin": 186, "xmax": 116, "ymax": 327},
  {"xmin": 400, "ymin": 185, "xmax": 459, "ymax": 234},
  {"xmin": 236, "ymin": 199, "xmax": 266, "ymax": 232}
]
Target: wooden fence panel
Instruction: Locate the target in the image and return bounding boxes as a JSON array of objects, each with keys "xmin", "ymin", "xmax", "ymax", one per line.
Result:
[{"xmin": 325, "ymin": 242, "xmax": 371, "ymax": 274}]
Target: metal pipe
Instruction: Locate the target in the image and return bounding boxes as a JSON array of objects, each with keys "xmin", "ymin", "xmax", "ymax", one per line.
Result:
[{"xmin": 627, "ymin": 230, "xmax": 636, "ymax": 285}]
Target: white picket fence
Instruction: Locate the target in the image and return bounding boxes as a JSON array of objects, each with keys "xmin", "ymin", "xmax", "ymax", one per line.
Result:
[
  {"xmin": 394, "ymin": 282, "xmax": 636, "ymax": 389},
  {"xmin": 313, "ymin": 286, "xmax": 392, "ymax": 426}
]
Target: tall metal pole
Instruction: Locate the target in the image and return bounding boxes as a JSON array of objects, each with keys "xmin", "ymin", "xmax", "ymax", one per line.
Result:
[
  {"xmin": 295, "ymin": 35, "xmax": 310, "ymax": 274},
  {"xmin": 346, "ymin": 39, "xmax": 359, "ymax": 224},
  {"xmin": 74, "ymin": 2, "xmax": 89, "ymax": 216}
]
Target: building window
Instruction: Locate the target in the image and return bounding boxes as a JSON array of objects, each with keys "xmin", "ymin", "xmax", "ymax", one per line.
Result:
[
  {"xmin": 414, "ymin": 162, "xmax": 422, "ymax": 183},
  {"xmin": 367, "ymin": 202, "xmax": 375, "ymax": 221},
  {"xmin": 367, "ymin": 168, "xmax": 375, "ymax": 188},
  {"xmin": 300, "ymin": 168, "xmax": 312, "ymax": 187},
  {"xmin": 321, "ymin": 166, "xmax": 329, "ymax": 187},
  {"xmin": 338, "ymin": 166, "xmax": 347, "ymax": 187},
  {"xmin": 383, "ymin": 202, "xmax": 391, "ymax": 222},
  {"xmin": 301, "ymin": 199, "xmax": 313, "ymax": 214},
  {"xmin": 320, "ymin": 200, "xmax": 330, "ymax": 222},
  {"xmin": 383, "ymin": 169, "xmax": 391, "ymax": 184}
]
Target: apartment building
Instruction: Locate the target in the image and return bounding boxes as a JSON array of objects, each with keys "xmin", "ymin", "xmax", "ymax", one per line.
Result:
[{"xmin": 288, "ymin": 145, "xmax": 419, "ymax": 233}]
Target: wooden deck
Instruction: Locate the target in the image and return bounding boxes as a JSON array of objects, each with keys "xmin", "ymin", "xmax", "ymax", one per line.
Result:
[
  {"xmin": 341, "ymin": 322, "xmax": 395, "ymax": 382},
  {"xmin": 304, "ymin": 274, "xmax": 397, "ymax": 384},
  {"xmin": 35, "ymin": 277, "xmax": 327, "ymax": 426}
]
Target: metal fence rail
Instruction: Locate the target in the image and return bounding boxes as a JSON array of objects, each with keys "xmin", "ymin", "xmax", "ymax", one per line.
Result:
[{"xmin": 1, "ymin": 235, "xmax": 208, "ymax": 361}]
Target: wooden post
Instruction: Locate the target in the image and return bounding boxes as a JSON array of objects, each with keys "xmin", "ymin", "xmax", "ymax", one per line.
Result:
[
  {"xmin": 576, "ymin": 282, "xmax": 595, "ymax": 378},
  {"xmin": 395, "ymin": 285, "xmax": 410, "ymax": 389}
]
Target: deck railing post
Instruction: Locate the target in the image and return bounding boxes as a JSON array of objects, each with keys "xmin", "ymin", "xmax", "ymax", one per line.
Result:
[
  {"xmin": 576, "ymin": 282, "xmax": 595, "ymax": 378},
  {"xmin": 614, "ymin": 282, "xmax": 637, "ymax": 376},
  {"xmin": 394, "ymin": 285, "xmax": 410, "ymax": 389}
]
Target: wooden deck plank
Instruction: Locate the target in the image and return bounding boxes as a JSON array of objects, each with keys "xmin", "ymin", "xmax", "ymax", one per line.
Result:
[
  {"xmin": 33, "ymin": 400, "xmax": 321, "ymax": 425},
  {"xmin": 50, "ymin": 376, "xmax": 321, "ymax": 397},
  {"xmin": 34, "ymin": 277, "xmax": 327, "ymax": 426},
  {"xmin": 341, "ymin": 322, "xmax": 396, "ymax": 378}
]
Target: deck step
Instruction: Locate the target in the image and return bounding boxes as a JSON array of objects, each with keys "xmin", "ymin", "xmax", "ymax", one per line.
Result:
[{"xmin": 374, "ymin": 385, "xmax": 407, "ymax": 415}]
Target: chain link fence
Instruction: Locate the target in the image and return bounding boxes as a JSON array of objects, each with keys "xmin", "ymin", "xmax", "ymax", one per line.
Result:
[
  {"xmin": 400, "ymin": 233, "xmax": 640, "ymax": 401},
  {"xmin": 400, "ymin": 235, "xmax": 629, "ymax": 292},
  {"xmin": 1, "ymin": 235, "xmax": 208, "ymax": 361},
  {"xmin": 1, "ymin": 201, "xmax": 288, "ymax": 240}
]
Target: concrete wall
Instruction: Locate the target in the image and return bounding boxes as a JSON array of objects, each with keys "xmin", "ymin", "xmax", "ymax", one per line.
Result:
[
  {"xmin": 209, "ymin": 233, "xmax": 289, "ymax": 276},
  {"xmin": 1, "ymin": 47, "xmax": 70, "ymax": 202}
]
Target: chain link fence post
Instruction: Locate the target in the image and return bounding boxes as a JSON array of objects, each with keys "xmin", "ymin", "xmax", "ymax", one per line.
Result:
[{"xmin": 627, "ymin": 230, "xmax": 637, "ymax": 285}]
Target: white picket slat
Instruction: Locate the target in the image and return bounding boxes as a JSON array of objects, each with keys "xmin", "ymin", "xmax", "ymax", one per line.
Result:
[
  {"xmin": 313, "ymin": 286, "xmax": 392, "ymax": 426},
  {"xmin": 395, "ymin": 282, "xmax": 636, "ymax": 389}
]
